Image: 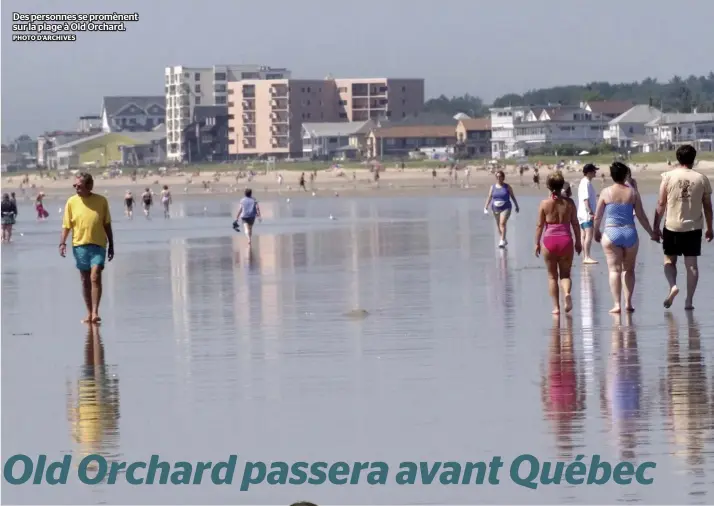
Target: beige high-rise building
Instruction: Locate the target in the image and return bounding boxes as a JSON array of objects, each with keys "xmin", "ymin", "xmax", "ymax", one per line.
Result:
[
  {"xmin": 165, "ymin": 64, "xmax": 290, "ymax": 161},
  {"xmin": 227, "ymin": 77, "xmax": 424, "ymax": 157}
]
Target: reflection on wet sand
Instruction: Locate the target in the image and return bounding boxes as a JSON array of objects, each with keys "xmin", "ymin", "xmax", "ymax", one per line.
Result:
[
  {"xmin": 541, "ymin": 316, "xmax": 586, "ymax": 457},
  {"xmin": 66, "ymin": 324, "xmax": 120, "ymax": 466},
  {"xmin": 600, "ymin": 313, "xmax": 645, "ymax": 460},
  {"xmin": 663, "ymin": 313, "xmax": 711, "ymax": 476}
]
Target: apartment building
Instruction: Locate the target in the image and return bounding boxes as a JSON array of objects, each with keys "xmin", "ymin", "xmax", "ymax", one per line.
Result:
[
  {"xmin": 645, "ymin": 112, "xmax": 714, "ymax": 151},
  {"xmin": 165, "ymin": 64, "xmax": 290, "ymax": 161},
  {"xmin": 227, "ymin": 77, "xmax": 424, "ymax": 158},
  {"xmin": 490, "ymin": 105, "xmax": 608, "ymax": 158}
]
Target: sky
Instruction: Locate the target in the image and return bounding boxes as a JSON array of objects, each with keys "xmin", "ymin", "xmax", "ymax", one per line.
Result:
[{"xmin": 1, "ymin": 0, "xmax": 713, "ymax": 140}]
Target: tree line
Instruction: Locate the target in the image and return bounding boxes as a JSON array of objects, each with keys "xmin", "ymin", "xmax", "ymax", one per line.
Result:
[{"xmin": 423, "ymin": 73, "xmax": 714, "ymax": 117}]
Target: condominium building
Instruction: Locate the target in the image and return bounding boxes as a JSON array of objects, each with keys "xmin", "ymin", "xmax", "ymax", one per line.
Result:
[
  {"xmin": 164, "ymin": 64, "xmax": 290, "ymax": 161},
  {"xmin": 490, "ymin": 105, "xmax": 608, "ymax": 158},
  {"xmin": 227, "ymin": 77, "xmax": 424, "ymax": 157}
]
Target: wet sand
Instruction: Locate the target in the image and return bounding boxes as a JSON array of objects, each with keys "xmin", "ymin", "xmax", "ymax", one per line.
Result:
[{"xmin": 2, "ymin": 193, "xmax": 714, "ymax": 504}]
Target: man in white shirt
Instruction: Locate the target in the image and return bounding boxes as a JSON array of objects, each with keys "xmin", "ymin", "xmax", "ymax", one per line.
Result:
[{"xmin": 577, "ymin": 164, "xmax": 599, "ymax": 264}]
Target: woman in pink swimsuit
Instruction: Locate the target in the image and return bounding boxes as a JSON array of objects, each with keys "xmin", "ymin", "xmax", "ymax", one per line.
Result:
[{"xmin": 535, "ymin": 172, "xmax": 583, "ymax": 314}]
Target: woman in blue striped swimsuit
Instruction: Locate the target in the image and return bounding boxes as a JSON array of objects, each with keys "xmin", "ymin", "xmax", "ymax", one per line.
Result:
[
  {"xmin": 593, "ymin": 162, "xmax": 659, "ymax": 314},
  {"xmin": 484, "ymin": 170, "xmax": 520, "ymax": 248}
]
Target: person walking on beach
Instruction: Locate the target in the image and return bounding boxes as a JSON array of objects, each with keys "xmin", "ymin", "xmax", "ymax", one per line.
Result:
[
  {"xmin": 577, "ymin": 164, "xmax": 599, "ymax": 264},
  {"xmin": 535, "ymin": 171, "xmax": 582, "ymax": 314},
  {"xmin": 299, "ymin": 173, "xmax": 307, "ymax": 192},
  {"xmin": 484, "ymin": 170, "xmax": 520, "ymax": 248},
  {"xmin": 653, "ymin": 145, "xmax": 713, "ymax": 310},
  {"xmin": 59, "ymin": 173, "xmax": 114, "ymax": 324},
  {"xmin": 593, "ymin": 162, "xmax": 658, "ymax": 314},
  {"xmin": 1, "ymin": 193, "xmax": 18, "ymax": 243},
  {"xmin": 236, "ymin": 188, "xmax": 261, "ymax": 245},
  {"xmin": 10, "ymin": 192, "xmax": 17, "ymax": 208},
  {"xmin": 124, "ymin": 191, "xmax": 135, "ymax": 219},
  {"xmin": 533, "ymin": 168, "xmax": 541, "ymax": 189},
  {"xmin": 160, "ymin": 185, "xmax": 172, "ymax": 219},
  {"xmin": 35, "ymin": 192, "xmax": 49, "ymax": 220},
  {"xmin": 141, "ymin": 188, "xmax": 152, "ymax": 218}
]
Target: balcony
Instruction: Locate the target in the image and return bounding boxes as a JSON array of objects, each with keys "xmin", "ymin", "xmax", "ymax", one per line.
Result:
[
  {"xmin": 270, "ymin": 112, "xmax": 289, "ymax": 123},
  {"xmin": 270, "ymin": 99, "xmax": 288, "ymax": 110},
  {"xmin": 270, "ymin": 125, "xmax": 288, "ymax": 136},
  {"xmin": 242, "ymin": 113, "xmax": 255, "ymax": 123},
  {"xmin": 242, "ymin": 99, "xmax": 255, "ymax": 109},
  {"xmin": 270, "ymin": 86, "xmax": 288, "ymax": 98}
]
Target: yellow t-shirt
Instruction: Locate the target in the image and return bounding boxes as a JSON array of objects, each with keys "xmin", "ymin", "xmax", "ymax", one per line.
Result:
[
  {"xmin": 663, "ymin": 168, "xmax": 713, "ymax": 232},
  {"xmin": 62, "ymin": 194, "xmax": 111, "ymax": 248}
]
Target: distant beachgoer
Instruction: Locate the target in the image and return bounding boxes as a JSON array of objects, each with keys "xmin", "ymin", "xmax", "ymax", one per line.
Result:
[
  {"xmin": 299, "ymin": 173, "xmax": 307, "ymax": 191},
  {"xmin": 533, "ymin": 168, "xmax": 541, "ymax": 189},
  {"xmin": 124, "ymin": 191, "xmax": 135, "ymax": 219},
  {"xmin": 309, "ymin": 172, "xmax": 315, "ymax": 188},
  {"xmin": 236, "ymin": 188, "xmax": 261, "ymax": 245},
  {"xmin": 10, "ymin": 192, "xmax": 17, "ymax": 208},
  {"xmin": 484, "ymin": 170, "xmax": 520, "ymax": 248},
  {"xmin": 577, "ymin": 164, "xmax": 599, "ymax": 264},
  {"xmin": 160, "ymin": 185, "xmax": 172, "ymax": 219},
  {"xmin": 653, "ymin": 144, "xmax": 713, "ymax": 310},
  {"xmin": 141, "ymin": 188, "xmax": 152, "ymax": 218},
  {"xmin": 519, "ymin": 166, "xmax": 525, "ymax": 186},
  {"xmin": 35, "ymin": 192, "xmax": 49, "ymax": 220},
  {"xmin": 593, "ymin": 162, "xmax": 658, "ymax": 314},
  {"xmin": 535, "ymin": 171, "xmax": 582, "ymax": 314},
  {"xmin": 1, "ymin": 193, "xmax": 18, "ymax": 243},
  {"xmin": 464, "ymin": 167, "xmax": 471, "ymax": 186},
  {"xmin": 277, "ymin": 173, "xmax": 283, "ymax": 187},
  {"xmin": 59, "ymin": 173, "xmax": 114, "ymax": 324}
]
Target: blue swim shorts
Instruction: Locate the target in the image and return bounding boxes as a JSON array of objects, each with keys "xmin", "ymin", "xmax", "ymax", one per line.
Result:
[
  {"xmin": 72, "ymin": 244, "xmax": 106, "ymax": 272},
  {"xmin": 580, "ymin": 220, "xmax": 593, "ymax": 229}
]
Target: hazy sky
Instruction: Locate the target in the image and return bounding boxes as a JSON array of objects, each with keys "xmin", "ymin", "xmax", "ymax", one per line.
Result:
[{"xmin": 2, "ymin": 0, "xmax": 713, "ymax": 140}]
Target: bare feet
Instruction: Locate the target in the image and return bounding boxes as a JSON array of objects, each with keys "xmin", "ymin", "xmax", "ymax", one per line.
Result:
[
  {"xmin": 609, "ymin": 306, "xmax": 621, "ymax": 314},
  {"xmin": 564, "ymin": 294, "xmax": 573, "ymax": 313},
  {"xmin": 663, "ymin": 286, "xmax": 679, "ymax": 308},
  {"xmin": 583, "ymin": 258, "xmax": 599, "ymax": 264},
  {"xmin": 552, "ymin": 307, "xmax": 560, "ymax": 315},
  {"xmin": 91, "ymin": 314, "xmax": 101, "ymax": 323},
  {"xmin": 684, "ymin": 303, "xmax": 694, "ymax": 311},
  {"xmin": 625, "ymin": 306, "xmax": 635, "ymax": 313}
]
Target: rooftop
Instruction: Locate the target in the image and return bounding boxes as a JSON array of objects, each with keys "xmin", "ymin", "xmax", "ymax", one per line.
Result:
[
  {"xmin": 101, "ymin": 96, "xmax": 166, "ymax": 117},
  {"xmin": 609, "ymin": 105, "xmax": 663, "ymax": 125},
  {"xmin": 583, "ymin": 100, "xmax": 635, "ymax": 115},
  {"xmin": 459, "ymin": 118, "xmax": 491, "ymax": 131},
  {"xmin": 645, "ymin": 112, "xmax": 714, "ymax": 126}
]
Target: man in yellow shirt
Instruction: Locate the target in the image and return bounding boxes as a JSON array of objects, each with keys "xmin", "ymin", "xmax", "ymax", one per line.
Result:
[
  {"xmin": 59, "ymin": 173, "xmax": 114, "ymax": 323},
  {"xmin": 654, "ymin": 145, "xmax": 713, "ymax": 310}
]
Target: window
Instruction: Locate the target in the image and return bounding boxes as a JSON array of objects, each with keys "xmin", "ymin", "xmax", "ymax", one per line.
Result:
[
  {"xmin": 129, "ymin": 118, "xmax": 136, "ymax": 125},
  {"xmin": 628, "ymin": 127, "xmax": 634, "ymax": 134},
  {"xmin": 215, "ymin": 96, "xmax": 227, "ymax": 105},
  {"xmin": 402, "ymin": 99, "xmax": 406, "ymax": 105},
  {"xmin": 307, "ymin": 113, "xmax": 311, "ymax": 119},
  {"xmin": 184, "ymin": 72, "xmax": 189, "ymax": 78},
  {"xmin": 339, "ymin": 113, "xmax": 347, "ymax": 119},
  {"xmin": 214, "ymin": 72, "xmax": 227, "ymax": 81},
  {"xmin": 195, "ymin": 84, "xmax": 201, "ymax": 92},
  {"xmin": 195, "ymin": 97, "xmax": 201, "ymax": 105},
  {"xmin": 339, "ymin": 100, "xmax": 347, "ymax": 106},
  {"xmin": 307, "ymin": 100, "xmax": 311, "ymax": 105},
  {"xmin": 242, "ymin": 72, "xmax": 259, "ymax": 79},
  {"xmin": 402, "ymin": 112, "xmax": 406, "ymax": 118},
  {"xmin": 214, "ymin": 84, "xmax": 227, "ymax": 93},
  {"xmin": 194, "ymin": 72, "xmax": 200, "ymax": 81},
  {"xmin": 401, "ymin": 86, "xmax": 406, "ymax": 92},
  {"xmin": 307, "ymin": 87, "xmax": 311, "ymax": 92}
]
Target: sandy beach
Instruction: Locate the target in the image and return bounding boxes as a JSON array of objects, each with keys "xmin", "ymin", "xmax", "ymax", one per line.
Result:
[{"xmin": 4, "ymin": 161, "xmax": 714, "ymax": 202}]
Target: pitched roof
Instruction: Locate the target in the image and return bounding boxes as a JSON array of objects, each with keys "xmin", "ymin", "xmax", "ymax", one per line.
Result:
[
  {"xmin": 584, "ymin": 100, "xmax": 634, "ymax": 115},
  {"xmin": 302, "ymin": 120, "xmax": 374, "ymax": 138},
  {"xmin": 372, "ymin": 125, "xmax": 457, "ymax": 138},
  {"xmin": 645, "ymin": 112, "xmax": 714, "ymax": 126},
  {"xmin": 101, "ymin": 96, "xmax": 166, "ymax": 117},
  {"xmin": 459, "ymin": 118, "xmax": 491, "ymax": 131},
  {"xmin": 609, "ymin": 105, "xmax": 663, "ymax": 125},
  {"xmin": 396, "ymin": 112, "xmax": 459, "ymax": 126}
]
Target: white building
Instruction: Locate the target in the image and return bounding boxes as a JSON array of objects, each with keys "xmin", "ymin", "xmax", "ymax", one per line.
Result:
[
  {"xmin": 164, "ymin": 64, "xmax": 290, "ymax": 161},
  {"xmin": 645, "ymin": 112, "xmax": 714, "ymax": 152},
  {"xmin": 604, "ymin": 105, "xmax": 662, "ymax": 149},
  {"xmin": 100, "ymin": 96, "xmax": 166, "ymax": 133},
  {"xmin": 302, "ymin": 120, "xmax": 374, "ymax": 158},
  {"xmin": 489, "ymin": 106, "xmax": 530, "ymax": 158}
]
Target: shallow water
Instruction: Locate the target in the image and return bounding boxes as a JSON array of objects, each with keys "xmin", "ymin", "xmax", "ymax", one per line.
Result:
[{"xmin": 2, "ymin": 193, "xmax": 714, "ymax": 504}]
